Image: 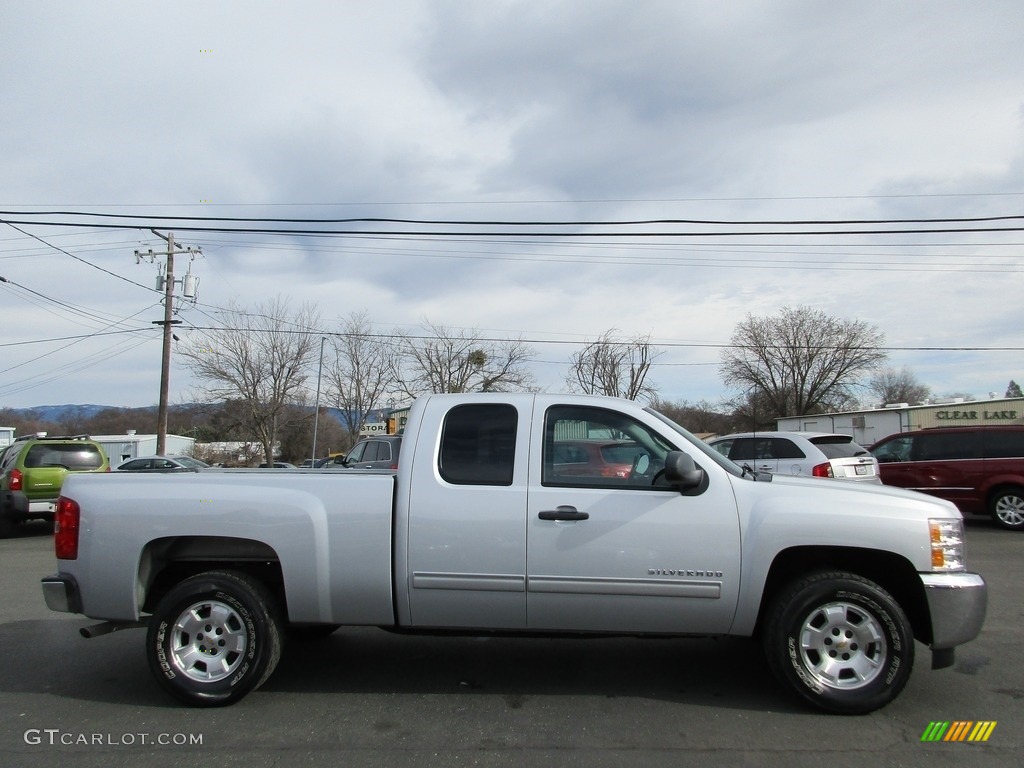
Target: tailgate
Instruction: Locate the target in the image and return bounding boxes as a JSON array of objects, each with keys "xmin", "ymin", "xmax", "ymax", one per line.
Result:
[{"xmin": 23, "ymin": 467, "xmax": 66, "ymax": 498}]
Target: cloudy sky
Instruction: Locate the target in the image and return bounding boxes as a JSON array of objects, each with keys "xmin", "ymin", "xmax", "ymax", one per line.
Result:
[{"xmin": 1, "ymin": 0, "xmax": 1023, "ymax": 412}]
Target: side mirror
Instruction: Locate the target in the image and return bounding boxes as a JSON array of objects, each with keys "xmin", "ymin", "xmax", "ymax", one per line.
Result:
[{"xmin": 663, "ymin": 451, "xmax": 704, "ymax": 491}]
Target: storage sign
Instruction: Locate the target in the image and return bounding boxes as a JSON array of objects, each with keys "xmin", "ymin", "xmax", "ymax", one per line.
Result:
[{"xmin": 360, "ymin": 422, "xmax": 388, "ymax": 435}]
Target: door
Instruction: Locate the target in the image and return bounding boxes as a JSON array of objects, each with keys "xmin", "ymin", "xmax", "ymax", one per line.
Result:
[
  {"xmin": 403, "ymin": 400, "xmax": 531, "ymax": 629},
  {"xmin": 729, "ymin": 437, "xmax": 780, "ymax": 475},
  {"xmin": 527, "ymin": 404, "xmax": 741, "ymax": 634},
  {"xmin": 878, "ymin": 432, "xmax": 980, "ymax": 508}
]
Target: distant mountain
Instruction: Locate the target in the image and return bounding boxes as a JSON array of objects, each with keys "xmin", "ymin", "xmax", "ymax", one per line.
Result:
[
  {"xmin": 3, "ymin": 404, "xmax": 122, "ymax": 422},
  {"xmin": 2, "ymin": 403, "xmax": 357, "ymax": 427}
]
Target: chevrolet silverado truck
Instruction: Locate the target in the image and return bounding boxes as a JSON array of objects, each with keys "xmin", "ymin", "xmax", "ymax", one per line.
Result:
[{"xmin": 41, "ymin": 393, "xmax": 987, "ymax": 713}]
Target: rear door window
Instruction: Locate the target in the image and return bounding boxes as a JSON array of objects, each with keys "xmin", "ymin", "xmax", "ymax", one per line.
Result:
[
  {"xmin": 727, "ymin": 438, "xmax": 758, "ymax": 461},
  {"xmin": 769, "ymin": 438, "xmax": 805, "ymax": 459},
  {"xmin": 981, "ymin": 431, "xmax": 1024, "ymax": 459},
  {"xmin": 439, "ymin": 404, "xmax": 517, "ymax": 486},
  {"xmin": 913, "ymin": 432, "xmax": 981, "ymax": 461}
]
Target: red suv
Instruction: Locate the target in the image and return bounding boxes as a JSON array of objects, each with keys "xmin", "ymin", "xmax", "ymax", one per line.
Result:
[{"xmin": 869, "ymin": 426, "xmax": 1024, "ymax": 531}]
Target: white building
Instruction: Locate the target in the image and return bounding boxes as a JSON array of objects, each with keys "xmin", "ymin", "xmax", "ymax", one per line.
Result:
[
  {"xmin": 92, "ymin": 431, "xmax": 196, "ymax": 465},
  {"xmin": 0, "ymin": 426, "xmax": 14, "ymax": 450},
  {"xmin": 776, "ymin": 397, "xmax": 1024, "ymax": 446}
]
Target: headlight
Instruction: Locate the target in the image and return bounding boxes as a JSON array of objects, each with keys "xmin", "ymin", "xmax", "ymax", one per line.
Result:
[{"xmin": 929, "ymin": 518, "xmax": 965, "ymax": 571}]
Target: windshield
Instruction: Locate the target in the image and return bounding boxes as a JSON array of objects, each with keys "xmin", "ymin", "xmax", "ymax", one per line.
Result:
[{"xmin": 645, "ymin": 407, "xmax": 745, "ymax": 477}]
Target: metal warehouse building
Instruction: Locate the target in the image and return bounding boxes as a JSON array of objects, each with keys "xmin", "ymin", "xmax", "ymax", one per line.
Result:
[
  {"xmin": 776, "ymin": 397, "xmax": 1024, "ymax": 447},
  {"xmin": 92, "ymin": 430, "xmax": 196, "ymax": 464}
]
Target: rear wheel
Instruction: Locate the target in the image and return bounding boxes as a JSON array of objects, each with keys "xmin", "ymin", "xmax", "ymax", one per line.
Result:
[
  {"xmin": 763, "ymin": 571, "xmax": 914, "ymax": 714},
  {"xmin": 990, "ymin": 487, "xmax": 1024, "ymax": 530},
  {"xmin": 147, "ymin": 571, "xmax": 282, "ymax": 706}
]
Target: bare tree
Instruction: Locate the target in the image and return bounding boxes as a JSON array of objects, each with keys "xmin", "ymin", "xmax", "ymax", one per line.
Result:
[
  {"xmin": 395, "ymin": 320, "xmax": 534, "ymax": 396},
  {"xmin": 324, "ymin": 311, "xmax": 398, "ymax": 448},
  {"xmin": 725, "ymin": 387, "xmax": 784, "ymax": 432},
  {"xmin": 869, "ymin": 366, "xmax": 930, "ymax": 406},
  {"xmin": 56, "ymin": 406, "xmax": 89, "ymax": 435},
  {"xmin": 567, "ymin": 329, "xmax": 660, "ymax": 401},
  {"xmin": 649, "ymin": 397, "xmax": 734, "ymax": 435},
  {"xmin": 177, "ymin": 297, "xmax": 322, "ymax": 464},
  {"xmin": 720, "ymin": 306, "xmax": 887, "ymax": 418}
]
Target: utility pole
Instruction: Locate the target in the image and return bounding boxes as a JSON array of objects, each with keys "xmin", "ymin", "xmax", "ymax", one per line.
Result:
[
  {"xmin": 137, "ymin": 231, "xmax": 200, "ymax": 455},
  {"xmin": 311, "ymin": 336, "xmax": 327, "ymax": 464},
  {"xmin": 155, "ymin": 231, "xmax": 176, "ymax": 455}
]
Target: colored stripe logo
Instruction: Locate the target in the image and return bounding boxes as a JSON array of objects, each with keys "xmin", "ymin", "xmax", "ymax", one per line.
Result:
[{"xmin": 921, "ymin": 721, "xmax": 997, "ymax": 742}]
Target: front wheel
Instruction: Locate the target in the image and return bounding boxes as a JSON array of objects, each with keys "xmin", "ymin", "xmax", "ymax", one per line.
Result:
[
  {"xmin": 763, "ymin": 571, "xmax": 914, "ymax": 714},
  {"xmin": 147, "ymin": 570, "xmax": 282, "ymax": 707},
  {"xmin": 990, "ymin": 487, "xmax": 1024, "ymax": 530}
]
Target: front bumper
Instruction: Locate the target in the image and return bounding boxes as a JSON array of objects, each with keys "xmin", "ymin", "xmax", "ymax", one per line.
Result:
[
  {"xmin": 41, "ymin": 574, "xmax": 82, "ymax": 614},
  {"xmin": 921, "ymin": 572, "xmax": 987, "ymax": 652}
]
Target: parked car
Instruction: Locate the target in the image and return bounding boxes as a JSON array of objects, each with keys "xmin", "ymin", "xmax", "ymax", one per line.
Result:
[
  {"xmin": 549, "ymin": 438, "xmax": 648, "ymax": 480},
  {"xmin": 708, "ymin": 431, "xmax": 880, "ymax": 483},
  {"xmin": 340, "ymin": 435, "xmax": 402, "ymax": 469},
  {"xmin": 116, "ymin": 455, "xmax": 209, "ymax": 471},
  {"xmin": 0, "ymin": 433, "xmax": 109, "ymax": 536},
  {"xmin": 300, "ymin": 457, "xmax": 334, "ymax": 468},
  {"xmin": 259, "ymin": 461, "xmax": 298, "ymax": 468},
  {"xmin": 869, "ymin": 425, "xmax": 1024, "ymax": 530}
]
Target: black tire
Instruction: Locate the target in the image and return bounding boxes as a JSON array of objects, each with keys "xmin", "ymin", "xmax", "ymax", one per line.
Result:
[
  {"xmin": 146, "ymin": 570, "xmax": 282, "ymax": 707},
  {"xmin": 763, "ymin": 571, "xmax": 914, "ymax": 714},
  {"xmin": 0, "ymin": 493, "xmax": 17, "ymax": 538},
  {"xmin": 989, "ymin": 487, "xmax": 1024, "ymax": 530}
]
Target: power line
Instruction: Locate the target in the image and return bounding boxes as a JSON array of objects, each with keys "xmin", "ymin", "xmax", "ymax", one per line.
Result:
[
  {"xmin": 3, "ymin": 190, "xmax": 1024, "ymax": 207},
  {"xmin": 3, "ymin": 218, "xmax": 1024, "ymax": 238},
  {"xmin": 5, "ymin": 210, "xmax": 1024, "ymax": 239},
  {"xmin": 7, "ymin": 323, "xmax": 1023, "ymax": 353},
  {"xmin": 4, "ymin": 209, "xmax": 1024, "ymax": 226},
  {"xmin": 1, "ymin": 221, "xmax": 155, "ymax": 291}
]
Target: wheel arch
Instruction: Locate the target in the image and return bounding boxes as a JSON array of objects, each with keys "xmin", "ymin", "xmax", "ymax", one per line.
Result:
[
  {"xmin": 754, "ymin": 545, "xmax": 932, "ymax": 644},
  {"xmin": 139, "ymin": 536, "xmax": 287, "ymax": 618}
]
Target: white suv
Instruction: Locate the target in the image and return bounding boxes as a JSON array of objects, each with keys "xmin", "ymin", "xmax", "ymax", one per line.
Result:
[{"xmin": 708, "ymin": 431, "xmax": 881, "ymax": 483}]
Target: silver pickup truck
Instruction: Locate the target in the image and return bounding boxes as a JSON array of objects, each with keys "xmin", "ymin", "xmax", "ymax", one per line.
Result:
[{"xmin": 42, "ymin": 393, "xmax": 987, "ymax": 713}]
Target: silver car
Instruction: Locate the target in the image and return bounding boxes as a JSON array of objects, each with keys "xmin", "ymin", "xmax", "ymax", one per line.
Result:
[
  {"xmin": 116, "ymin": 455, "xmax": 209, "ymax": 471},
  {"xmin": 707, "ymin": 431, "xmax": 881, "ymax": 483}
]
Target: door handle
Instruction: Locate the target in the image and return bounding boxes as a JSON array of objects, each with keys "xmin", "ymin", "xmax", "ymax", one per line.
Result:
[{"xmin": 538, "ymin": 505, "xmax": 589, "ymax": 521}]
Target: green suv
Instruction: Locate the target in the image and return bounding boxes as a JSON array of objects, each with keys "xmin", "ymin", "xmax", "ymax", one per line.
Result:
[{"xmin": 0, "ymin": 434, "xmax": 110, "ymax": 537}]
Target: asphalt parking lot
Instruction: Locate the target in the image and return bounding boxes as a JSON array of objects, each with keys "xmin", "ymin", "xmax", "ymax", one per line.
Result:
[{"xmin": 0, "ymin": 518, "xmax": 1020, "ymax": 768}]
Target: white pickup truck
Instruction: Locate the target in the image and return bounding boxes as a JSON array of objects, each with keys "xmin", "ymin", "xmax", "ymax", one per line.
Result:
[{"xmin": 41, "ymin": 393, "xmax": 987, "ymax": 713}]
